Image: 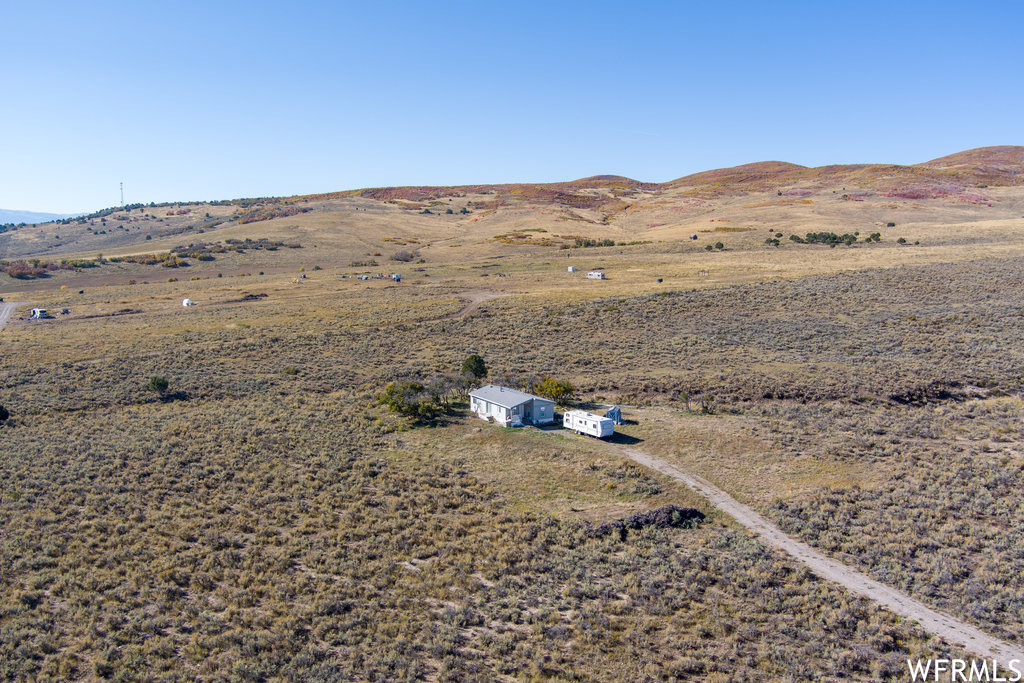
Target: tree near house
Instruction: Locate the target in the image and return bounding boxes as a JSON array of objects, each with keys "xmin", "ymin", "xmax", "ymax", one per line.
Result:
[
  {"xmin": 531, "ymin": 377, "xmax": 575, "ymax": 403},
  {"xmin": 461, "ymin": 354, "xmax": 488, "ymax": 380}
]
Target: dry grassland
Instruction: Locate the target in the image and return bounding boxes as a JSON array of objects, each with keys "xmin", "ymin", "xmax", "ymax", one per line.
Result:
[{"xmin": 2, "ymin": 168, "xmax": 1023, "ymax": 679}]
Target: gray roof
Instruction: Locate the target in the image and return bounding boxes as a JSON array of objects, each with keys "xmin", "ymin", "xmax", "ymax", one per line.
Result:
[{"xmin": 469, "ymin": 384, "xmax": 551, "ymax": 409}]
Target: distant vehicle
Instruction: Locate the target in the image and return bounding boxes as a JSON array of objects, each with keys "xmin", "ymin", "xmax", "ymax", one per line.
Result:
[
  {"xmin": 587, "ymin": 271, "xmax": 605, "ymax": 280},
  {"xmin": 60, "ymin": 308, "xmax": 70, "ymax": 315},
  {"xmin": 563, "ymin": 410, "xmax": 615, "ymax": 438},
  {"xmin": 29, "ymin": 308, "xmax": 52, "ymax": 320}
]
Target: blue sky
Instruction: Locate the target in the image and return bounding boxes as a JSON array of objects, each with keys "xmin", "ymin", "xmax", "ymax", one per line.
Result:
[{"xmin": 2, "ymin": 1, "xmax": 1021, "ymax": 212}]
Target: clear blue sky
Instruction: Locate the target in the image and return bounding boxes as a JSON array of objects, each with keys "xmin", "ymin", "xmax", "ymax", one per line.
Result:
[{"xmin": 2, "ymin": 1, "xmax": 1022, "ymax": 213}]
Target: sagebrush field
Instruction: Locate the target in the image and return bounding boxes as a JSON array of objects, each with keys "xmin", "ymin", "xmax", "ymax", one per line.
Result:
[{"xmin": 3, "ymin": 147, "xmax": 1023, "ymax": 680}]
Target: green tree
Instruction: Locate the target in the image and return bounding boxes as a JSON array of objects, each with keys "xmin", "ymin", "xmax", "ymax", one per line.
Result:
[
  {"xmin": 461, "ymin": 354, "xmax": 488, "ymax": 380},
  {"xmin": 147, "ymin": 376, "xmax": 169, "ymax": 395},
  {"xmin": 378, "ymin": 381, "xmax": 443, "ymax": 419}
]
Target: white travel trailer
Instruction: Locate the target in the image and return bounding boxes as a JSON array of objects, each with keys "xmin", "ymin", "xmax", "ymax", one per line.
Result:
[
  {"xmin": 563, "ymin": 410, "xmax": 615, "ymax": 438},
  {"xmin": 586, "ymin": 270, "xmax": 605, "ymax": 280},
  {"xmin": 182, "ymin": 298, "xmax": 195, "ymax": 307}
]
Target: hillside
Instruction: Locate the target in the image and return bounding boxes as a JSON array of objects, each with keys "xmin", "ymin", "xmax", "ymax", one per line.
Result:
[{"xmin": 1, "ymin": 146, "xmax": 1020, "ymax": 264}]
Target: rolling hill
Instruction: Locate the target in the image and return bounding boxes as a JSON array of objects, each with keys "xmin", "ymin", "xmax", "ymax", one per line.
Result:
[{"xmin": 1, "ymin": 146, "xmax": 1020, "ymax": 262}]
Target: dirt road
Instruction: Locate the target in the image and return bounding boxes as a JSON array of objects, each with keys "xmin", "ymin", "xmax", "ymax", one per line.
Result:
[
  {"xmin": 612, "ymin": 444, "xmax": 1024, "ymax": 662},
  {"xmin": 441, "ymin": 291, "xmax": 511, "ymax": 320},
  {"xmin": 0, "ymin": 301, "xmax": 26, "ymax": 330}
]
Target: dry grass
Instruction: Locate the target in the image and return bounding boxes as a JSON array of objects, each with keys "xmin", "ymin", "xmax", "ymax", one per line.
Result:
[{"xmin": 4, "ymin": 177, "xmax": 1024, "ymax": 678}]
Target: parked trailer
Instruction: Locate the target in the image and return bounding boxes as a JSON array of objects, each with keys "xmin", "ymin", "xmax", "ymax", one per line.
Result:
[{"xmin": 563, "ymin": 410, "xmax": 615, "ymax": 438}]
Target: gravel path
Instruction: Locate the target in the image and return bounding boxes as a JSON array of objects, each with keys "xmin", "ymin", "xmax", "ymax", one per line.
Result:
[
  {"xmin": 430, "ymin": 291, "xmax": 512, "ymax": 320},
  {"xmin": 0, "ymin": 301, "xmax": 27, "ymax": 330},
  {"xmin": 612, "ymin": 443, "xmax": 1024, "ymax": 662}
]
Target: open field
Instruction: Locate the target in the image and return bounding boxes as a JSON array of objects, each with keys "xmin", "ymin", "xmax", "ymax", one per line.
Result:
[{"xmin": 3, "ymin": 148, "xmax": 1024, "ymax": 679}]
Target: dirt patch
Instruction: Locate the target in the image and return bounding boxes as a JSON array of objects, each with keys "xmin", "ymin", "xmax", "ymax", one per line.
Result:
[
  {"xmin": 227, "ymin": 292, "xmax": 268, "ymax": 303},
  {"xmin": 438, "ymin": 291, "xmax": 512, "ymax": 320}
]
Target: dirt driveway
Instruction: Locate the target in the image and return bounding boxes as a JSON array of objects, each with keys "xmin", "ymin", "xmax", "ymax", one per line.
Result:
[{"xmin": 607, "ymin": 443, "xmax": 1024, "ymax": 661}]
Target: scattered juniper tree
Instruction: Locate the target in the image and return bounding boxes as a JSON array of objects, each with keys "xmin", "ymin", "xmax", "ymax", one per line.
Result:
[
  {"xmin": 461, "ymin": 354, "xmax": 488, "ymax": 381},
  {"xmin": 147, "ymin": 376, "xmax": 169, "ymax": 396}
]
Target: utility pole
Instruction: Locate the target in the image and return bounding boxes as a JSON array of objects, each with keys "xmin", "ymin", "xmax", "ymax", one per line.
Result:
[{"xmin": 120, "ymin": 182, "xmax": 124, "ymax": 206}]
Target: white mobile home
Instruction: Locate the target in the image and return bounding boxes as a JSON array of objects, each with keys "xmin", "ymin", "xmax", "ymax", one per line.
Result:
[
  {"xmin": 563, "ymin": 410, "xmax": 615, "ymax": 438},
  {"xmin": 469, "ymin": 385, "xmax": 555, "ymax": 427},
  {"xmin": 587, "ymin": 271, "xmax": 605, "ymax": 279}
]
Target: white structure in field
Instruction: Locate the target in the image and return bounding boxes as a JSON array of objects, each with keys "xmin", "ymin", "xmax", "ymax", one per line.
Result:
[
  {"xmin": 568, "ymin": 266, "xmax": 577, "ymax": 272},
  {"xmin": 182, "ymin": 298, "xmax": 195, "ymax": 307},
  {"xmin": 587, "ymin": 270, "xmax": 605, "ymax": 279},
  {"xmin": 563, "ymin": 410, "xmax": 615, "ymax": 438},
  {"xmin": 468, "ymin": 385, "xmax": 555, "ymax": 427}
]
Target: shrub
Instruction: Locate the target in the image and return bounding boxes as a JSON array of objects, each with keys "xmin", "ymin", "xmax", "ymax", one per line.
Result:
[
  {"xmin": 897, "ymin": 237, "xmax": 907, "ymax": 244},
  {"xmin": 0, "ymin": 404, "xmax": 8, "ymax": 423},
  {"xmin": 147, "ymin": 376, "xmax": 169, "ymax": 395},
  {"xmin": 377, "ymin": 381, "xmax": 442, "ymax": 419},
  {"xmin": 1, "ymin": 261, "xmax": 49, "ymax": 279},
  {"xmin": 531, "ymin": 377, "xmax": 575, "ymax": 402},
  {"xmin": 390, "ymin": 250, "xmax": 419, "ymax": 262}
]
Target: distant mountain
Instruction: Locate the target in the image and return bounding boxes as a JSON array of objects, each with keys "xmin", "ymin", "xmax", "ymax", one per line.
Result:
[{"xmin": 0, "ymin": 209, "xmax": 81, "ymax": 225}]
